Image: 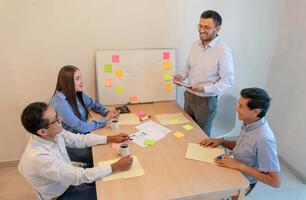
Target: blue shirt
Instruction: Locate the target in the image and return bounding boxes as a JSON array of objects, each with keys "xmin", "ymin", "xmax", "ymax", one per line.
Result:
[
  {"xmin": 179, "ymin": 36, "xmax": 234, "ymax": 97},
  {"xmin": 232, "ymin": 118, "xmax": 280, "ymax": 184},
  {"xmin": 50, "ymin": 91, "xmax": 109, "ymax": 134}
]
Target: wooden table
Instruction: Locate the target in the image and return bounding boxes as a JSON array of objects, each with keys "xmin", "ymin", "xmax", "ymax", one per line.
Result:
[{"xmin": 92, "ymin": 101, "xmax": 249, "ymax": 200}]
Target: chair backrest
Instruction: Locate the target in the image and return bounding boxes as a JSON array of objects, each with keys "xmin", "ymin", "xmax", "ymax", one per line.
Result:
[{"xmin": 211, "ymin": 93, "xmax": 241, "ymax": 138}]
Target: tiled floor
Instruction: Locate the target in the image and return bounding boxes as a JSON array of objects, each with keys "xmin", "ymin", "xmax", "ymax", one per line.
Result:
[{"xmin": 0, "ymin": 163, "xmax": 305, "ymax": 200}]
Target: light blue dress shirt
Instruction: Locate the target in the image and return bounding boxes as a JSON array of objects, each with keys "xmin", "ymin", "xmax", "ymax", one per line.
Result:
[
  {"xmin": 179, "ymin": 36, "xmax": 234, "ymax": 97},
  {"xmin": 232, "ymin": 118, "xmax": 280, "ymax": 184},
  {"xmin": 50, "ymin": 91, "xmax": 109, "ymax": 134},
  {"xmin": 18, "ymin": 130, "xmax": 112, "ymax": 200}
]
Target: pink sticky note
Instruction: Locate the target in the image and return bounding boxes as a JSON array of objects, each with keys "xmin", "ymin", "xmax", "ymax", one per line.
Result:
[
  {"xmin": 136, "ymin": 111, "xmax": 145, "ymax": 118},
  {"xmin": 112, "ymin": 55, "xmax": 120, "ymax": 63},
  {"xmin": 163, "ymin": 52, "xmax": 170, "ymax": 60},
  {"xmin": 112, "ymin": 143, "xmax": 119, "ymax": 148},
  {"xmin": 130, "ymin": 96, "xmax": 138, "ymax": 103}
]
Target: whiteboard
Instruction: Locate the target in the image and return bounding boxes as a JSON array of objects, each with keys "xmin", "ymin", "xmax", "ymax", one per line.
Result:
[{"xmin": 95, "ymin": 49, "xmax": 176, "ymax": 105}]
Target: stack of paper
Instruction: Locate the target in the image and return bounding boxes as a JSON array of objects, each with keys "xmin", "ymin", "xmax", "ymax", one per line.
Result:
[
  {"xmin": 119, "ymin": 113, "xmax": 140, "ymax": 125},
  {"xmin": 155, "ymin": 113, "xmax": 189, "ymax": 125},
  {"xmin": 131, "ymin": 120, "xmax": 172, "ymax": 147},
  {"xmin": 185, "ymin": 143, "xmax": 225, "ymax": 164},
  {"xmin": 98, "ymin": 156, "xmax": 145, "ymax": 181}
]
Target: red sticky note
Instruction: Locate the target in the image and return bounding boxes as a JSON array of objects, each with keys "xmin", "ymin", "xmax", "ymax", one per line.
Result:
[
  {"xmin": 112, "ymin": 55, "xmax": 120, "ymax": 63},
  {"xmin": 163, "ymin": 52, "xmax": 170, "ymax": 60}
]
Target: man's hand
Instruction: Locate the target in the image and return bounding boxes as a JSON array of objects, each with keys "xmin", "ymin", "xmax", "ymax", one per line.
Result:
[
  {"xmin": 107, "ymin": 133, "xmax": 129, "ymax": 143},
  {"xmin": 215, "ymin": 155, "xmax": 244, "ymax": 170},
  {"xmin": 173, "ymin": 74, "xmax": 183, "ymax": 85},
  {"xmin": 200, "ymin": 138, "xmax": 222, "ymax": 147},
  {"xmin": 111, "ymin": 156, "xmax": 133, "ymax": 172},
  {"xmin": 190, "ymin": 85, "xmax": 205, "ymax": 93},
  {"xmin": 105, "ymin": 109, "xmax": 120, "ymax": 121}
]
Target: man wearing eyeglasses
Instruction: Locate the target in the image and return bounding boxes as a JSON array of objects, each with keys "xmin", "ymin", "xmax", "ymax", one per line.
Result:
[
  {"xmin": 173, "ymin": 10, "xmax": 234, "ymax": 137},
  {"xmin": 18, "ymin": 102, "xmax": 133, "ymax": 200}
]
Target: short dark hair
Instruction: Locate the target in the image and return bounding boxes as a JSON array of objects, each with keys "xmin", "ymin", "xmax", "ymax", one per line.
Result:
[
  {"xmin": 21, "ymin": 102, "xmax": 49, "ymax": 135},
  {"xmin": 240, "ymin": 88, "xmax": 271, "ymax": 118},
  {"xmin": 201, "ymin": 10, "xmax": 222, "ymax": 26}
]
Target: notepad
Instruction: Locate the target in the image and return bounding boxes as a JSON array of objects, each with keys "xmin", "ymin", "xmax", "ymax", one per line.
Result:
[
  {"xmin": 98, "ymin": 156, "xmax": 145, "ymax": 181},
  {"xmin": 155, "ymin": 113, "xmax": 189, "ymax": 125},
  {"xmin": 186, "ymin": 143, "xmax": 225, "ymax": 164},
  {"xmin": 119, "ymin": 113, "xmax": 140, "ymax": 125},
  {"xmin": 174, "ymin": 80, "xmax": 191, "ymax": 88}
]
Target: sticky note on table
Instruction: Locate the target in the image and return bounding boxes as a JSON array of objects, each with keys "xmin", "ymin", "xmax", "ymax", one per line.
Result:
[
  {"xmin": 144, "ymin": 139, "xmax": 154, "ymax": 146},
  {"xmin": 163, "ymin": 52, "xmax": 170, "ymax": 60},
  {"xmin": 104, "ymin": 79, "xmax": 112, "ymax": 87},
  {"xmin": 173, "ymin": 131, "xmax": 185, "ymax": 138},
  {"xmin": 112, "ymin": 55, "xmax": 120, "ymax": 63},
  {"xmin": 170, "ymin": 119, "xmax": 179, "ymax": 124},
  {"xmin": 116, "ymin": 86, "xmax": 124, "ymax": 94},
  {"xmin": 136, "ymin": 111, "xmax": 145, "ymax": 118},
  {"xmin": 115, "ymin": 69, "xmax": 123, "ymax": 77},
  {"xmin": 183, "ymin": 124, "xmax": 193, "ymax": 131},
  {"xmin": 163, "ymin": 61, "xmax": 171, "ymax": 70},
  {"xmin": 111, "ymin": 143, "xmax": 119, "ymax": 148},
  {"xmin": 104, "ymin": 64, "xmax": 112, "ymax": 73},
  {"xmin": 130, "ymin": 96, "xmax": 138, "ymax": 103},
  {"xmin": 164, "ymin": 73, "xmax": 172, "ymax": 81}
]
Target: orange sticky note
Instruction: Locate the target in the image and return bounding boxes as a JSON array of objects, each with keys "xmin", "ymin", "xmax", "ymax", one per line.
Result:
[
  {"xmin": 163, "ymin": 61, "xmax": 171, "ymax": 70},
  {"xmin": 173, "ymin": 131, "xmax": 185, "ymax": 138},
  {"xmin": 104, "ymin": 79, "xmax": 112, "ymax": 87},
  {"xmin": 130, "ymin": 96, "xmax": 138, "ymax": 103},
  {"xmin": 115, "ymin": 69, "xmax": 123, "ymax": 77},
  {"xmin": 165, "ymin": 83, "xmax": 173, "ymax": 92},
  {"xmin": 112, "ymin": 55, "xmax": 120, "ymax": 63}
]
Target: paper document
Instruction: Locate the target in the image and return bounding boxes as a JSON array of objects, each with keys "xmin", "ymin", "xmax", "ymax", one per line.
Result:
[
  {"xmin": 119, "ymin": 113, "xmax": 140, "ymax": 125},
  {"xmin": 98, "ymin": 156, "xmax": 145, "ymax": 181},
  {"xmin": 131, "ymin": 131, "xmax": 165, "ymax": 147},
  {"xmin": 174, "ymin": 80, "xmax": 191, "ymax": 88},
  {"xmin": 135, "ymin": 120, "xmax": 172, "ymax": 136},
  {"xmin": 186, "ymin": 143, "xmax": 225, "ymax": 164},
  {"xmin": 155, "ymin": 113, "xmax": 189, "ymax": 125}
]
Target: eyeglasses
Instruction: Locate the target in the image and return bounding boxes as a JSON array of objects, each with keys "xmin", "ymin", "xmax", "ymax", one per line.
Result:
[
  {"xmin": 197, "ymin": 24, "xmax": 217, "ymax": 31},
  {"xmin": 40, "ymin": 111, "xmax": 60, "ymax": 129}
]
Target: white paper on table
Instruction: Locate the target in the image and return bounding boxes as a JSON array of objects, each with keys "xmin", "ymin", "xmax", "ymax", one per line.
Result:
[
  {"xmin": 131, "ymin": 131, "xmax": 166, "ymax": 147},
  {"xmin": 98, "ymin": 156, "xmax": 145, "ymax": 181},
  {"xmin": 119, "ymin": 113, "xmax": 140, "ymax": 125},
  {"xmin": 135, "ymin": 120, "xmax": 172, "ymax": 136},
  {"xmin": 185, "ymin": 143, "xmax": 225, "ymax": 164}
]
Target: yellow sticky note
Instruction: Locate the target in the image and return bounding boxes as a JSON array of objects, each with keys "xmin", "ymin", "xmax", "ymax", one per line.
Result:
[
  {"xmin": 130, "ymin": 96, "xmax": 138, "ymax": 103},
  {"xmin": 104, "ymin": 64, "xmax": 112, "ymax": 73},
  {"xmin": 144, "ymin": 139, "xmax": 154, "ymax": 146},
  {"xmin": 116, "ymin": 86, "xmax": 124, "ymax": 94},
  {"xmin": 170, "ymin": 119, "xmax": 179, "ymax": 124},
  {"xmin": 115, "ymin": 69, "xmax": 123, "ymax": 77},
  {"xmin": 183, "ymin": 124, "xmax": 193, "ymax": 131},
  {"xmin": 163, "ymin": 61, "xmax": 171, "ymax": 70},
  {"xmin": 104, "ymin": 79, "xmax": 112, "ymax": 87},
  {"xmin": 173, "ymin": 131, "xmax": 185, "ymax": 138},
  {"xmin": 165, "ymin": 83, "xmax": 173, "ymax": 92},
  {"xmin": 164, "ymin": 73, "xmax": 172, "ymax": 81}
]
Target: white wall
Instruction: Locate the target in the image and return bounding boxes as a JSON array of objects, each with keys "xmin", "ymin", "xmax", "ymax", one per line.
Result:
[
  {"xmin": 266, "ymin": 0, "xmax": 306, "ymax": 180},
  {"xmin": 0, "ymin": 0, "xmax": 285, "ymax": 161}
]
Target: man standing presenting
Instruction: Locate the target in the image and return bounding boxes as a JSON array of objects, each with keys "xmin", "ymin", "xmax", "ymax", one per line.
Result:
[{"xmin": 174, "ymin": 10, "xmax": 234, "ymax": 136}]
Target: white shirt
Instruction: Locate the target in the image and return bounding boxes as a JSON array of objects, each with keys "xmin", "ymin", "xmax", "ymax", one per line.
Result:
[
  {"xmin": 180, "ymin": 36, "xmax": 234, "ymax": 97},
  {"xmin": 18, "ymin": 130, "xmax": 112, "ymax": 200}
]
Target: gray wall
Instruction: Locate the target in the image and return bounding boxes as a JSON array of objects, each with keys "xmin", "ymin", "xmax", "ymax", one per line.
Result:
[{"xmin": 266, "ymin": 0, "xmax": 306, "ymax": 181}]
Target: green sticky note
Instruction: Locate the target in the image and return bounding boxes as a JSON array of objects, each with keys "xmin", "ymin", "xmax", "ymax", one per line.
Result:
[
  {"xmin": 104, "ymin": 64, "xmax": 112, "ymax": 73},
  {"xmin": 172, "ymin": 131, "xmax": 185, "ymax": 138},
  {"xmin": 116, "ymin": 86, "xmax": 124, "ymax": 94},
  {"xmin": 182, "ymin": 124, "xmax": 193, "ymax": 131},
  {"xmin": 164, "ymin": 73, "xmax": 172, "ymax": 81},
  {"xmin": 144, "ymin": 139, "xmax": 155, "ymax": 146},
  {"xmin": 170, "ymin": 119, "xmax": 179, "ymax": 124}
]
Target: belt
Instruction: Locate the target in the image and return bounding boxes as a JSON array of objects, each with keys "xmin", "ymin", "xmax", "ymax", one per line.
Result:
[{"xmin": 186, "ymin": 91, "xmax": 217, "ymax": 99}]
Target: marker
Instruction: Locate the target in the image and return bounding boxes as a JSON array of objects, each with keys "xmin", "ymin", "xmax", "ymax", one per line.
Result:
[
  {"xmin": 140, "ymin": 115, "xmax": 151, "ymax": 121},
  {"xmin": 216, "ymin": 155, "xmax": 223, "ymax": 160}
]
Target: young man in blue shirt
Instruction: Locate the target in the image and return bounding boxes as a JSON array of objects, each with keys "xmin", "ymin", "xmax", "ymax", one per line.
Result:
[{"xmin": 200, "ymin": 88, "xmax": 280, "ymax": 195}]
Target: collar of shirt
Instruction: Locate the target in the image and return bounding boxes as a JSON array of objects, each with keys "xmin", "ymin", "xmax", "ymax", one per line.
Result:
[
  {"xmin": 32, "ymin": 134, "xmax": 57, "ymax": 146},
  {"xmin": 55, "ymin": 90, "xmax": 66, "ymax": 100},
  {"xmin": 242, "ymin": 117, "xmax": 266, "ymax": 133},
  {"xmin": 197, "ymin": 35, "xmax": 219, "ymax": 49}
]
